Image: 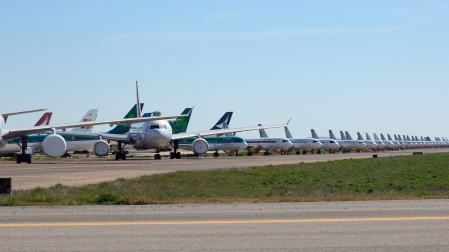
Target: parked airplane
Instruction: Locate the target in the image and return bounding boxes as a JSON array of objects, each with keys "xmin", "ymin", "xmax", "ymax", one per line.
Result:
[
  {"xmin": 380, "ymin": 133, "xmax": 396, "ymax": 150},
  {"xmin": 329, "ymin": 130, "xmax": 366, "ymax": 153},
  {"xmin": 366, "ymin": 133, "xmax": 385, "ymax": 151},
  {"xmin": 356, "ymin": 132, "xmax": 377, "ymax": 150},
  {"xmin": 61, "ymin": 82, "xmax": 287, "ymax": 160},
  {"xmin": 257, "ymin": 120, "xmax": 321, "ymax": 155},
  {"xmin": 0, "ymin": 109, "xmax": 98, "ymax": 156},
  {"xmin": 310, "ymin": 129, "xmax": 340, "ymax": 153},
  {"xmin": 1, "ymin": 91, "xmax": 191, "ymax": 164},
  {"xmin": 176, "ymin": 111, "xmax": 247, "ymax": 157}
]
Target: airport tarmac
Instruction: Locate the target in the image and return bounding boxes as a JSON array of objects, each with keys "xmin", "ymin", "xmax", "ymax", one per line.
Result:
[
  {"xmin": 1, "ymin": 199, "xmax": 449, "ymax": 251},
  {"xmin": 1, "ymin": 148, "xmax": 448, "ymax": 190}
]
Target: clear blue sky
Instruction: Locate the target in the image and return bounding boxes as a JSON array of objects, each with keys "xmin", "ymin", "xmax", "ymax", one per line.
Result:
[{"xmin": 1, "ymin": 1, "xmax": 448, "ymax": 139}]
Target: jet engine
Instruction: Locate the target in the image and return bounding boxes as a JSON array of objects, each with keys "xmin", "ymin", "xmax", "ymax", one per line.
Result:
[
  {"xmin": 192, "ymin": 138, "xmax": 209, "ymax": 155},
  {"xmin": 93, "ymin": 140, "xmax": 110, "ymax": 156},
  {"xmin": 42, "ymin": 134, "xmax": 67, "ymax": 157},
  {"xmin": 248, "ymin": 146, "xmax": 260, "ymax": 154}
]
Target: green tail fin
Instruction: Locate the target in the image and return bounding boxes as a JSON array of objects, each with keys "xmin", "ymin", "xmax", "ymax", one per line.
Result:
[
  {"xmin": 106, "ymin": 103, "xmax": 144, "ymax": 134},
  {"xmin": 170, "ymin": 108, "xmax": 192, "ymax": 134}
]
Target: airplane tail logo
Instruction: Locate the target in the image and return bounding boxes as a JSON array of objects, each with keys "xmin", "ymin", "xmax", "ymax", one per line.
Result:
[
  {"xmin": 34, "ymin": 112, "xmax": 53, "ymax": 126},
  {"xmin": 211, "ymin": 112, "xmax": 233, "ymax": 130}
]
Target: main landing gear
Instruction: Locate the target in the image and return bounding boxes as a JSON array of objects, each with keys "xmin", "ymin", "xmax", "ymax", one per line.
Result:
[
  {"xmin": 115, "ymin": 141, "xmax": 126, "ymax": 160},
  {"xmin": 16, "ymin": 136, "xmax": 31, "ymax": 164},
  {"xmin": 169, "ymin": 140, "xmax": 182, "ymax": 159}
]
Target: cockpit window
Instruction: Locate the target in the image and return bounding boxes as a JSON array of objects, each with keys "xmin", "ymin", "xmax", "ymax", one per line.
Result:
[
  {"xmin": 313, "ymin": 140, "xmax": 320, "ymax": 143},
  {"xmin": 149, "ymin": 124, "xmax": 168, "ymax": 130},
  {"xmin": 282, "ymin": 140, "xmax": 288, "ymax": 142}
]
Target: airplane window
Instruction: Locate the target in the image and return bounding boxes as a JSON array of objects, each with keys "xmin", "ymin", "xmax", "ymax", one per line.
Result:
[
  {"xmin": 313, "ymin": 140, "xmax": 320, "ymax": 143},
  {"xmin": 150, "ymin": 125, "xmax": 160, "ymax": 129},
  {"xmin": 283, "ymin": 140, "xmax": 288, "ymax": 142}
]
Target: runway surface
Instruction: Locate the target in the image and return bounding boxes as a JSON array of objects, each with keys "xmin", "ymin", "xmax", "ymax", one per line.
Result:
[
  {"xmin": 1, "ymin": 199, "xmax": 449, "ymax": 251},
  {"xmin": 1, "ymin": 148, "xmax": 448, "ymax": 189}
]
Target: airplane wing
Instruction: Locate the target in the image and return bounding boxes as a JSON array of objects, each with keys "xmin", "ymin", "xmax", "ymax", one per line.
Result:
[
  {"xmin": 171, "ymin": 124, "xmax": 288, "ymax": 140},
  {"xmin": 1, "ymin": 114, "xmax": 189, "ymax": 141},
  {"xmin": 2, "ymin": 109, "xmax": 48, "ymax": 123}
]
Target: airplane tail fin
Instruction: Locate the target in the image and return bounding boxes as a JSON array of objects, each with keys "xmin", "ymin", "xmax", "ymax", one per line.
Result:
[
  {"xmin": 329, "ymin": 130, "xmax": 337, "ymax": 140},
  {"xmin": 345, "ymin": 131, "xmax": 353, "ymax": 140},
  {"xmin": 258, "ymin": 124, "xmax": 269, "ymax": 138},
  {"xmin": 340, "ymin": 131, "xmax": 347, "ymax": 140},
  {"xmin": 357, "ymin": 132, "xmax": 364, "ymax": 140},
  {"xmin": 380, "ymin": 134, "xmax": 386, "ymax": 141},
  {"xmin": 106, "ymin": 103, "xmax": 144, "ymax": 134},
  {"xmin": 34, "ymin": 112, "xmax": 53, "ymax": 126},
  {"xmin": 365, "ymin": 133, "xmax": 372, "ymax": 140},
  {"xmin": 311, "ymin": 129, "xmax": 319, "ymax": 139},
  {"xmin": 71, "ymin": 109, "xmax": 99, "ymax": 132},
  {"xmin": 373, "ymin": 133, "xmax": 380, "ymax": 141},
  {"xmin": 210, "ymin": 112, "xmax": 233, "ymax": 130},
  {"xmin": 285, "ymin": 127, "xmax": 293, "ymax": 139},
  {"xmin": 387, "ymin": 134, "xmax": 393, "ymax": 141},
  {"xmin": 170, "ymin": 107, "xmax": 193, "ymax": 134}
]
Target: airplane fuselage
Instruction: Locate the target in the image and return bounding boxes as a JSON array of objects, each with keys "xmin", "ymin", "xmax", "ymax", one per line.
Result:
[
  {"xmin": 289, "ymin": 138, "xmax": 322, "ymax": 150},
  {"xmin": 179, "ymin": 136, "xmax": 247, "ymax": 152},
  {"xmin": 129, "ymin": 120, "xmax": 173, "ymax": 150},
  {"xmin": 245, "ymin": 138, "xmax": 293, "ymax": 151}
]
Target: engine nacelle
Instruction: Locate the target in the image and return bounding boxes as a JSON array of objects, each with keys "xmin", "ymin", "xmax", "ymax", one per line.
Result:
[
  {"xmin": 42, "ymin": 134, "xmax": 67, "ymax": 157},
  {"xmin": 192, "ymin": 138, "xmax": 209, "ymax": 155},
  {"xmin": 93, "ymin": 140, "xmax": 110, "ymax": 156},
  {"xmin": 248, "ymin": 146, "xmax": 260, "ymax": 154}
]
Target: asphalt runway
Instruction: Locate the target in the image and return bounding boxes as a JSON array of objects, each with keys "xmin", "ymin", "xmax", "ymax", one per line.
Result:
[
  {"xmin": 1, "ymin": 148, "xmax": 448, "ymax": 189},
  {"xmin": 1, "ymin": 200, "xmax": 449, "ymax": 251}
]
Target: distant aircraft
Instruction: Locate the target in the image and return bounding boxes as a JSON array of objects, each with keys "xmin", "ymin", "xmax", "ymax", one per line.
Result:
[
  {"xmin": 310, "ymin": 129, "xmax": 340, "ymax": 153},
  {"xmin": 380, "ymin": 133, "xmax": 396, "ymax": 150},
  {"xmin": 356, "ymin": 132, "xmax": 377, "ymax": 150},
  {"xmin": 257, "ymin": 120, "xmax": 322, "ymax": 155},
  {"xmin": 329, "ymin": 130, "xmax": 366, "ymax": 153}
]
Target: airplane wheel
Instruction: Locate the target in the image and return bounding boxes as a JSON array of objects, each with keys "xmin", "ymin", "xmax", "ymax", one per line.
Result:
[
  {"xmin": 247, "ymin": 152, "xmax": 252, "ymax": 156},
  {"xmin": 176, "ymin": 152, "xmax": 181, "ymax": 159},
  {"xmin": 213, "ymin": 152, "xmax": 219, "ymax": 157},
  {"xmin": 296, "ymin": 151, "xmax": 300, "ymax": 155}
]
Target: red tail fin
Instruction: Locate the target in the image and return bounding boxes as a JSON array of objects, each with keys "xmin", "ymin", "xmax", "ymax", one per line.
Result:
[{"xmin": 34, "ymin": 112, "xmax": 53, "ymax": 126}]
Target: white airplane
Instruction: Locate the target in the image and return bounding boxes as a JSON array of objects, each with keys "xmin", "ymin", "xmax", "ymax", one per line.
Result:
[
  {"xmin": 60, "ymin": 82, "xmax": 287, "ymax": 160},
  {"xmin": 0, "ymin": 109, "xmax": 97, "ymax": 156},
  {"xmin": 258, "ymin": 121, "xmax": 321, "ymax": 155},
  {"xmin": 366, "ymin": 133, "xmax": 385, "ymax": 151},
  {"xmin": 1, "ymin": 94, "xmax": 192, "ymax": 164},
  {"xmin": 380, "ymin": 133, "xmax": 396, "ymax": 150},
  {"xmin": 178, "ymin": 112, "xmax": 248, "ymax": 157},
  {"xmin": 329, "ymin": 130, "xmax": 366, "ymax": 153},
  {"xmin": 372, "ymin": 133, "xmax": 387, "ymax": 150},
  {"xmin": 356, "ymin": 132, "xmax": 377, "ymax": 150},
  {"xmin": 387, "ymin": 134, "xmax": 402, "ymax": 149},
  {"xmin": 310, "ymin": 129, "xmax": 340, "ymax": 153}
]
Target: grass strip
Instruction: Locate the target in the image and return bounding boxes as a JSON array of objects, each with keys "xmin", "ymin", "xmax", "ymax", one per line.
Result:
[{"xmin": 2, "ymin": 153, "xmax": 449, "ymax": 206}]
